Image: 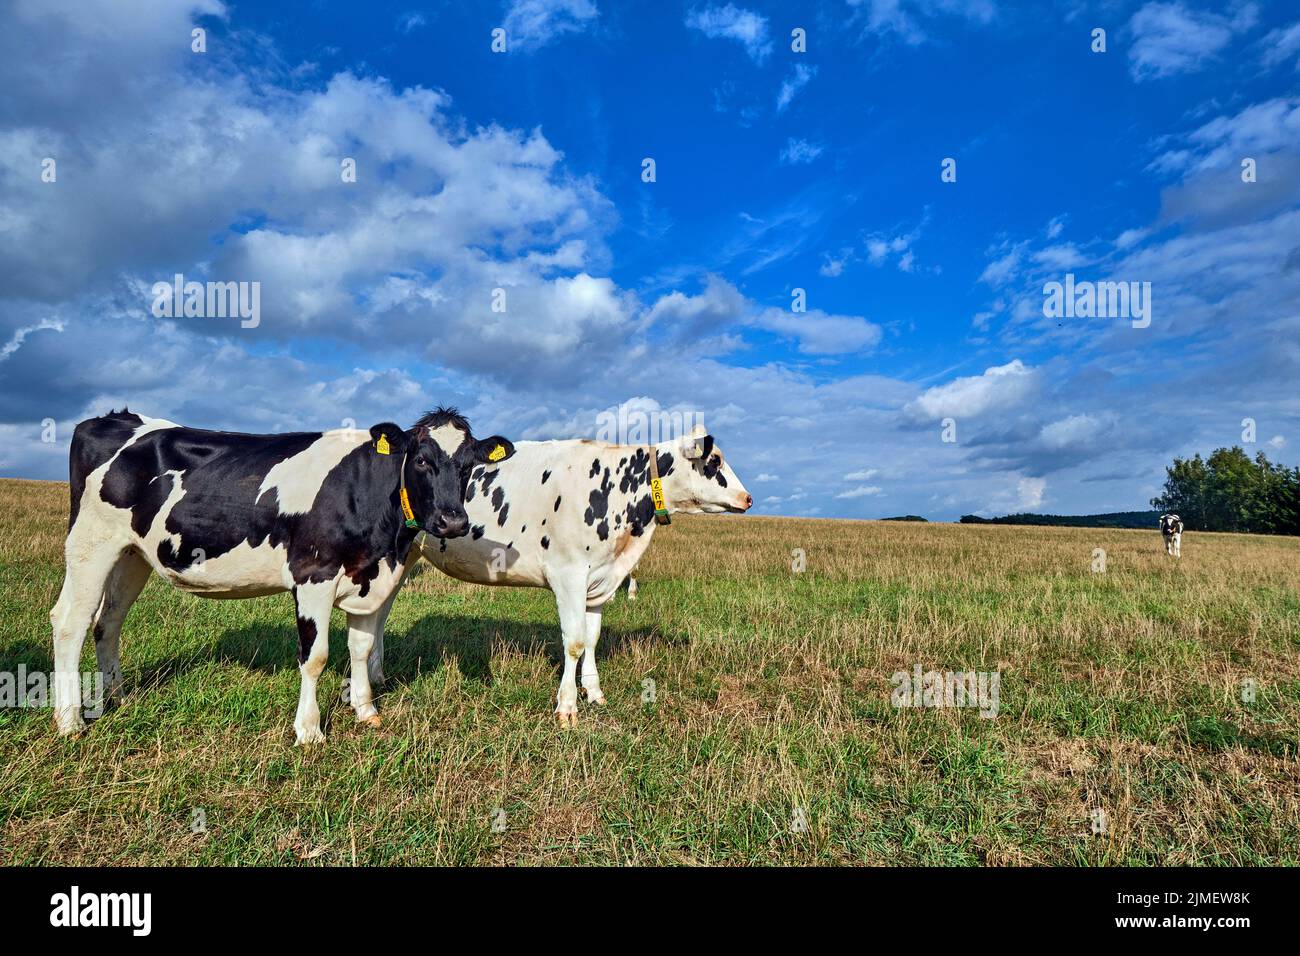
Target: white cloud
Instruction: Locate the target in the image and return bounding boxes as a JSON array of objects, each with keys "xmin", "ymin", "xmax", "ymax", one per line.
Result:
[
  {"xmin": 776, "ymin": 63, "xmax": 816, "ymax": 112},
  {"xmin": 1038, "ymin": 413, "xmax": 1106, "ymax": 449},
  {"xmin": 779, "ymin": 138, "xmax": 823, "ymax": 165},
  {"xmin": 755, "ymin": 472, "xmax": 778, "ymax": 481},
  {"xmin": 1261, "ymin": 21, "xmax": 1300, "ymax": 69},
  {"xmin": 753, "ymin": 306, "xmax": 882, "ymax": 355},
  {"xmin": 847, "ymin": 0, "xmax": 996, "ymax": 46},
  {"xmin": 503, "ymin": 0, "xmax": 599, "ymax": 50},
  {"xmin": 1128, "ymin": 2, "xmax": 1258, "ymax": 81},
  {"xmin": 0, "ymin": 318, "xmax": 64, "ymax": 362},
  {"xmin": 843, "ymin": 469, "xmax": 878, "ymax": 481},
  {"xmin": 904, "ymin": 359, "xmax": 1037, "ymax": 420},
  {"xmin": 685, "ymin": 4, "xmax": 771, "ymax": 61},
  {"xmin": 1115, "ymin": 228, "xmax": 1150, "ymax": 250},
  {"xmin": 978, "ymin": 243, "xmax": 1026, "ymax": 286},
  {"xmin": 396, "ymin": 11, "xmax": 426, "ymax": 34},
  {"xmin": 1017, "ymin": 476, "xmax": 1045, "ymax": 509},
  {"xmin": 836, "ymin": 484, "xmax": 883, "ymax": 498}
]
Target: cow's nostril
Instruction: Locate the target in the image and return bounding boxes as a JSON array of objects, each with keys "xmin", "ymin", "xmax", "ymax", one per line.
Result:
[{"xmin": 435, "ymin": 513, "xmax": 469, "ymax": 537}]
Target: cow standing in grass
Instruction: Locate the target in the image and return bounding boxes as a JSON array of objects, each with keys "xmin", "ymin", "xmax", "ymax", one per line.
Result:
[
  {"xmin": 51, "ymin": 407, "xmax": 513, "ymax": 744},
  {"xmin": 1160, "ymin": 513, "xmax": 1184, "ymax": 557},
  {"xmin": 346, "ymin": 425, "xmax": 751, "ymax": 725}
]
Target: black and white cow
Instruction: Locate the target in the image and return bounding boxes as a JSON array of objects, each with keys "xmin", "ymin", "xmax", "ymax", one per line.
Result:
[
  {"xmin": 1159, "ymin": 513, "xmax": 1183, "ymax": 557},
  {"xmin": 50, "ymin": 407, "xmax": 513, "ymax": 744},
  {"xmin": 345, "ymin": 424, "xmax": 751, "ymax": 725}
]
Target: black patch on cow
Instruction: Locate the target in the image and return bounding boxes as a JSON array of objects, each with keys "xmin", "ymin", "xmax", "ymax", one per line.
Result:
[
  {"xmin": 624, "ymin": 494, "xmax": 656, "ymax": 536},
  {"xmin": 294, "ymin": 596, "xmax": 318, "ymax": 665},
  {"xmin": 491, "ymin": 486, "xmax": 505, "ymax": 513},
  {"xmin": 699, "ymin": 445, "xmax": 728, "ymax": 487},
  {"xmin": 584, "ymin": 469, "xmax": 613, "ymax": 527},
  {"xmin": 596, "ymin": 519, "xmax": 609, "ymax": 541},
  {"xmin": 540, "ymin": 535, "xmax": 550, "ymax": 549},
  {"xmin": 554, "ymin": 495, "xmax": 562, "ymax": 511},
  {"xmin": 520, "ymin": 524, "xmax": 526, "ymax": 533},
  {"xmin": 497, "ymin": 503, "xmax": 510, "ymax": 527},
  {"xmin": 541, "ymin": 470, "xmax": 551, "ymax": 484},
  {"xmin": 128, "ymin": 471, "xmax": 174, "ymax": 537},
  {"xmin": 481, "ymin": 468, "xmax": 498, "ymax": 493},
  {"xmin": 465, "ymin": 480, "xmax": 476, "ymax": 502},
  {"xmin": 439, "ymin": 536, "xmax": 447, "ymax": 553},
  {"xmin": 471, "ymin": 525, "xmax": 485, "ymax": 540},
  {"xmin": 589, "ymin": 458, "xmax": 600, "ymax": 478}
]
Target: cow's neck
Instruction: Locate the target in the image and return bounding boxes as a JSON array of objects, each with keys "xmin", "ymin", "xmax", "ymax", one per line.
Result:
[{"xmin": 384, "ymin": 452, "xmax": 424, "ymax": 561}]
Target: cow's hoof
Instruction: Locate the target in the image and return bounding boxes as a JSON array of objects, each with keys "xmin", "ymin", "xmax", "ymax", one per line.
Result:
[
  {"xmin": 556, "ymin": 710, "xmax": 579, "ymax": 728},
  {"xmin": 54, "ymin": 710, "xmax": 86, "ymax": 737},
  {"xmin": 295, "ymin": 727, "xmax": 326, "ymax": 746},
  {"xmin": 584, "ymin": 690, "xmax": 607, "ymax": 705},
  {"xmin": 360, "ymin": 714, "xmax": 382, "ymax": 729}
]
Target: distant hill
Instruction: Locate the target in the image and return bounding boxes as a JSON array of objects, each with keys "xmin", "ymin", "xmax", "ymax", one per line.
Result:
[
  {"xmin": 880, "ymin": 515, "xmax": 927, "ymax": 522},
  {"xmin": 959, "ymin": 511, "xmax": 1160, "ymax": 529}
]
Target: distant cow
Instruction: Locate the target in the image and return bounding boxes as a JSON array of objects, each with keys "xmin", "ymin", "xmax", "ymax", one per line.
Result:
[
  {"xmin": 347, "ymin": 425, "xmax": 750, "ymax": 725},
  {"xmin": 51, "ymin": 407, "xmax": 513, "ymax": 744},
  {"xmin": 1160, "ymin": 513, "xmax": 1183, "ymax": 557}
]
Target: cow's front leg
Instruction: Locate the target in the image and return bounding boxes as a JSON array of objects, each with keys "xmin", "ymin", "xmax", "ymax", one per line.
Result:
[
  {"xmin": 580, "ymin": 601, "xmax": 607, "ymax": 705},
  {"xmin": 346, "ymin": 598, "xmax": 394, "ymax": 728},
  {"xmin": 292, "ymin": 582, "xmax": 335, "ymax": 745},
  {"xmin": 551, "ymin": 578, "xmax": 588, "ymax": 727}
]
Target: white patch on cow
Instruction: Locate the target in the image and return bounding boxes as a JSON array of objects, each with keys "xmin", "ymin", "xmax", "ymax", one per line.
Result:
[
  {"xmin": 428, "ymin": 423, "xmax": 468, "ymax": 458},
  {"xmin": 259, "ymin": 429, "xmax": 370, "ymax": 515}
]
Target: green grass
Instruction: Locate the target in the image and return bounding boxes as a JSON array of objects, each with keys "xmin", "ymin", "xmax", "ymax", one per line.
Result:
[{"xmin": 1, "ymin": 477, "xmax": 1298, "ymax": 865}]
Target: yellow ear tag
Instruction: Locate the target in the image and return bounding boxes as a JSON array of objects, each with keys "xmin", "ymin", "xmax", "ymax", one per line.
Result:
[
  {"xmin": 375, "ymin": 434, "xmax": 391, "ymax": 455},
  {"xmin": 488, "ymin": 444, "xmax": 506, "ymax": 462}
]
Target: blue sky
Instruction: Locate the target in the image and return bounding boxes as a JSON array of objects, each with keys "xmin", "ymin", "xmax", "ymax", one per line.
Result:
[{"xmin": 1, "ymin": 0, "xmax": 1298, "ymax": 520}]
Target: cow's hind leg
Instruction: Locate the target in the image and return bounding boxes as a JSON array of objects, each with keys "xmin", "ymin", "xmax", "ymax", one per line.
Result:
[
  {"xmin": 91, "ymin": 550, "xmax": 152, "ymax": 710},
  {"xmin": 50, "ymin": 543, "xmax": 124, "ymax": 735},
  {"xmin": 339, "ymin": 598, "xmax": 391, "ymax": 708},
  {"xmin": 579, "ymin": 601, "xmax": 607, "ymax": 706},
  {"xmin": 292, "ymin": 582, "xmax": 335, "ymax": 745},
  {"xmin": 551, "ymin": 577, "xmax": 588, "ymax": 727}
]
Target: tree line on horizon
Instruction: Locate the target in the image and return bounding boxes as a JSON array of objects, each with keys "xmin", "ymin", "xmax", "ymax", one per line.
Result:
[{"xmin": 1150, "ymin": 446, "xmax": 1300, "ymax": 535}]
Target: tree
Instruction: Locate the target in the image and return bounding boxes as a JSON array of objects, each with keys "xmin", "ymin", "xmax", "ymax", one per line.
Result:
[{"xmin": 1151, "ymin": 446, "xmax": 1300, "ymax": 535}]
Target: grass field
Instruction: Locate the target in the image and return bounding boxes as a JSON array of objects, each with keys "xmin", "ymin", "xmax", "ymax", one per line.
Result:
[{"xmin": 1, "ymin": 476, "xmax": 1298, "ymax": 866}]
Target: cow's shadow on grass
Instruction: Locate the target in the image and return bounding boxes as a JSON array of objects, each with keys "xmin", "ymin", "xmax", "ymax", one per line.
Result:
[{"xmin": 128, "ymin": 608, "xmax": 684, "ymax": 697}]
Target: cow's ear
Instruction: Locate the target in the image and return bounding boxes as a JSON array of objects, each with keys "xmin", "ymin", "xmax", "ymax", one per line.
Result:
[
  {"xmin": 683, "ymin": 434, "xmax": 714, "ymax": 460},
  {"xmin": 369, "ymin": 423, "xmax": 409, "ymax": 456},
  {"xmin": 474, "ymin": 436, "xmax": 515, "ymax": 465}
]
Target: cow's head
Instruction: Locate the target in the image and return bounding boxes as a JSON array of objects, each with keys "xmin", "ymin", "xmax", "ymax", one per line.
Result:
[
  {"xmin": 1160, "ymin": 513, "xmax": 1181, "ymax": 533},
  {"xmin": 663, "ymin": 424, "xmax": 751, "ymax": 515},
  {"xmin": 373, "ymin": 408, "xmax": 514, "ymax": 538}
]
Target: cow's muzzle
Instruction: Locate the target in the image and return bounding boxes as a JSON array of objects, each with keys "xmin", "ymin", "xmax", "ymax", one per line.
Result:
[{"xmin": 430, "ymin": 512, "xmax": 470, "ymax": 539}]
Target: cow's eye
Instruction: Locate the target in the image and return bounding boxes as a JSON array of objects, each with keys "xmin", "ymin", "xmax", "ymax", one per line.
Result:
[{"xmin": 414, "ymin": 456, "xmax": 431, "ymax": 471}]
